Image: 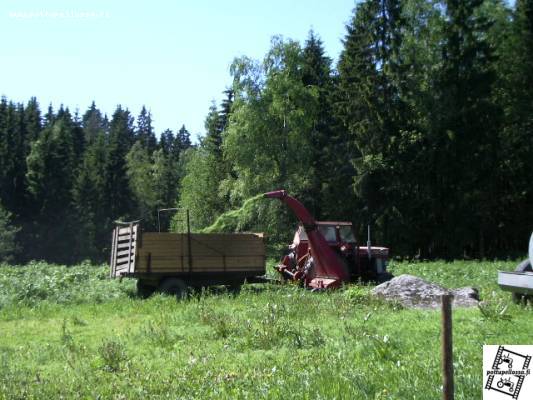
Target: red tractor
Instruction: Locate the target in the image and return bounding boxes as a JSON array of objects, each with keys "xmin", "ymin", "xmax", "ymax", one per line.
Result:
[{"xmin": 264, "ymin": 190, "xmax": 391, "ymax": 289}]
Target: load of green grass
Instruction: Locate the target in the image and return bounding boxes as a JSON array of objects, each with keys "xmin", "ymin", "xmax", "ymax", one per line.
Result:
[{"xmin": 201, "ymin": 194, "xmax": 264, "ymax": 233}]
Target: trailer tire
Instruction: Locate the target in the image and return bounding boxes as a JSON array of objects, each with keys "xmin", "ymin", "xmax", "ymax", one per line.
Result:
[
  {"xmin": 227, "ymin": 282, "xmax": 242, "ymax": 294},
  {"xmin": 512, "ymin": 259, "xmax": 532, "ymax": 304},
  {"xmin": 159, "ymin": 278, "xmax": 188, "ymax": 299},
  {"xmin": 137, "ymin": 280, "xmax": 156, "ymax": 299}
]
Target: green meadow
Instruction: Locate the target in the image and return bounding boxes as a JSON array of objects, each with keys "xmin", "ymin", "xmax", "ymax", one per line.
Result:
[{"xmin": 0, "ymin": 260, "xmax": 531, "ymax": 399}]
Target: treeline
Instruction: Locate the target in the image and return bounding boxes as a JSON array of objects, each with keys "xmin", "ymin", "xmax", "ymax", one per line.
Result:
[
  {"xmin": 0, "ymin": 100, "xmax": 192, "ymax": 263},
  {"xmin": 176, "ymin": 0, "xmax": 533, "ymax": 259},
  {"xmin": 1, "ymin": 0, "xmax": 532, "ymax": 263}
]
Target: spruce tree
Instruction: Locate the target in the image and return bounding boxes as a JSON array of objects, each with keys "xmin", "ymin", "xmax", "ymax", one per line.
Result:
[
  {"xmin": 0, "ymin": 99, "xmax": 27, "ymax": 216},
  {"xmin": 61, "ymin": 107, "xmax": 85, "ymax": 162},
  {"xmin": 433, "ymin": 0, "xmax": 499, "ymax": 256},
  {"xmin": 175, "ymin": 125, "xmax": 192, "ymax": 156},
  {"xmin": 105, "ymin": 106, "xmax": 135, "ymax": 222},
  {"xmin": 152, "ymin": 148, "xmax": 179, "ymax": 230},
  {"xmin": 24, "ymin": 97, "xmax": 41, "ymax": 148},
  {"xmin": 301, "ymin": 30, "xmax": 336, "ymax": 217},
  {"xmin": 491, "ymin": 0, "xmax": 533, "ymax": 252},
  {"xmin": 159, "ymin": 128, "xmax": 174, "ymax": 155},
  {"xmin": 73, "ymin": 131, "xmax": 109, "ymax": 260},
  {"xmin": 82, "ymin": 101, "xmax": 106, "ymax": 145},
  {"xmin": 203, "ymin": 102, "xmax": 222, "ymax": 158},
  {"xmin": 26, "ymin": 114, "xmax": 78, "ymax": 262},
  {"xmin": 136, "ymin": 106, "xmax": 157, "ymax": 153},
  {"xmin": 217, "ymin": 89, "xmax": 234, "ymax": 134},
  {"xmin": 44, "ymin": 104, "xmax": 54, "ymax": 127},
  {"xmin": 336, "ymin": 0, "xmax": 405, "ymax": 243}
]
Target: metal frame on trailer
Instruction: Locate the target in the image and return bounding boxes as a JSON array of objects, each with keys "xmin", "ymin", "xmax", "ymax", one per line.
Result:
[{"xmin": 109, "ymin": 220, "xmax": 140, "ymax": 278}]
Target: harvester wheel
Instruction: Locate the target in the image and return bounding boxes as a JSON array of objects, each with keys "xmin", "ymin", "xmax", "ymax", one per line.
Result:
[
  {"xmin": 512, "ymin": 259, "xmax": 532, "ymax": 304},
  {"xmin": 137, "ymin": 279, "xmax": 156, "ymax": 298},
  {"xmin": 277, "ymin": 252, "xmax": 297, "ymax": 281},
  {"xmin": 159, "ymin": 278, "xmax": 188, "ymax": 300}
]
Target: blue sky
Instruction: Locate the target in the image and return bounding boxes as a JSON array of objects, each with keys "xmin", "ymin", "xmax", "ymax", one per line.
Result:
[{"xmin": 0, "ymin": 0, "xmax": 356, "ymax": 140}]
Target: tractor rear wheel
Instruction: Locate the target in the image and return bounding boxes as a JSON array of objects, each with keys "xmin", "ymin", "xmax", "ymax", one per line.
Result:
[
  {"xmin": 512, "ymin": 259, "xmax": 532, "ymax": 304},
  {"xmin": 159, "ymin": 278, "xmax": 188, "ymax": 300}
]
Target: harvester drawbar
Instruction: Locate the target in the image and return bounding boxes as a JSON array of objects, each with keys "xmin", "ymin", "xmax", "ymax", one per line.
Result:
[{"xmin": 264, "ymin": 190, "xmax": 390, "ymax": 289}]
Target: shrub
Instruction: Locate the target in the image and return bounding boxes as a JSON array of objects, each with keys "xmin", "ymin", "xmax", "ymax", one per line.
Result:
[
  {"xmin": 98, "ymin": 339, "xmax": 128, "ymax": 372},
  {"xmin": 0, "ymin": 262, "xmax": 135, "ymax": 308},
  {"xmin": 0, "ymin": 205, "xmax": 20, "ymax": 263}
]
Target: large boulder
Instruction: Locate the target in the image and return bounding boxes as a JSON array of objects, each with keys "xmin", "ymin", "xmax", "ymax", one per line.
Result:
[{"xmin": 372, "ymin": 274, "xmax": 479, "ymax": 309}]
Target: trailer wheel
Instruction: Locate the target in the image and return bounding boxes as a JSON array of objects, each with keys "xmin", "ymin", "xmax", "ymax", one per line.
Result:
[
  {"xmin": 137, "ymin": 280, "xmax": 156, "ymax": 299},
  {"xmin": 227, "ymin": 283, "xmax": 242, "ymax": 294},
  {"xmin": 512, "ymin": 259, "xmax": 532, "ymax": 304},
  {"xmin": 159, "ymin": 278, "xmax": 188, "ymax": 299}
]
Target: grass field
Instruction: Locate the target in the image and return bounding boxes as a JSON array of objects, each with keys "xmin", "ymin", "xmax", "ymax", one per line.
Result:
[{"xmin": 0, "ymin": 260, "xmax": 531, "ymax": 399}]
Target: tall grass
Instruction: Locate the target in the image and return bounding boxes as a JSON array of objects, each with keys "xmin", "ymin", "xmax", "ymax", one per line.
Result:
[
  {"xmin": 0, "ymin": 259, "xmax": 530, "ymax": 399},
  {"xmin": 0, "ymin": 261, "xmax": 135, "ymax": 309}
]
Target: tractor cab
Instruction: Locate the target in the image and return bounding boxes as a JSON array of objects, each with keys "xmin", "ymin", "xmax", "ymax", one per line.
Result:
[
  {"xmin": 290, "ymin": 222, "xmax": 356, "ymax": 254},
  {"xmin": 282, "ymin": 221, "xmax": 391, "ymax": 282}
]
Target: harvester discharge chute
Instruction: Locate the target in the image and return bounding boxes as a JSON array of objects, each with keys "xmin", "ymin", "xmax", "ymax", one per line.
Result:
[{"xmin": 264, "ymin": 190, "xmax": 350, "ymax": 289}]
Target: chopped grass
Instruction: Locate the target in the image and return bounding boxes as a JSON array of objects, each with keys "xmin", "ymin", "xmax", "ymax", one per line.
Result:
[
  {"xmin": 201, "ymin": 194, "xmax": 264, "ymax": 233},
  {"xmin": 0, "ymin": 260, "xmax": 531, "ymax": 399}
]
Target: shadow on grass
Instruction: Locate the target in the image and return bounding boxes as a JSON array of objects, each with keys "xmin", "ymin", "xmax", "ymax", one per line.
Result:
[{"xmin": 128, "ymin": 282, "xmax": 288, "ymax": 301}]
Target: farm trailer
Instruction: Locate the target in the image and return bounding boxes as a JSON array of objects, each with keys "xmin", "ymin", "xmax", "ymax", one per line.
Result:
[{"xmin": 109, "ymin": 221, "xmax": 266, "ymax": 297}]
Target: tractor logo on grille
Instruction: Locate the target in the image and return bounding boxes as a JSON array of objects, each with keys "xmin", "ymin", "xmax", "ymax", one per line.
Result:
[{"xmin": 484, "ymin": 346, "xmax": 532, "ymax": 399}]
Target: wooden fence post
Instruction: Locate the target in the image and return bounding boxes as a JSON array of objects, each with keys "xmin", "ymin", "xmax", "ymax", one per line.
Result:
[{"xmin": 441, "ymin": 294, "xmax": 454, "ymax": 400}]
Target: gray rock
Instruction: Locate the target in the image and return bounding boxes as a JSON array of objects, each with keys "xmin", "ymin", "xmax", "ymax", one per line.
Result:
[{"xmin": 372, "ymin": 274, "xmax": 479, "ymax": 309}]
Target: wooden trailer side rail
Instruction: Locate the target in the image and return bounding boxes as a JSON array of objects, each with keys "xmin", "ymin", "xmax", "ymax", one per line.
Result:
[{"xmin": 135, "ymin": 232, "xmax": 265, "ymax": 275}]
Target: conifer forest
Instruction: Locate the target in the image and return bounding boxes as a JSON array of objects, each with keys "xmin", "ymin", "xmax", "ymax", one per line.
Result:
[{"xmin": 1, "ymin": 0, "xmax": 532, "ymax": 264}]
